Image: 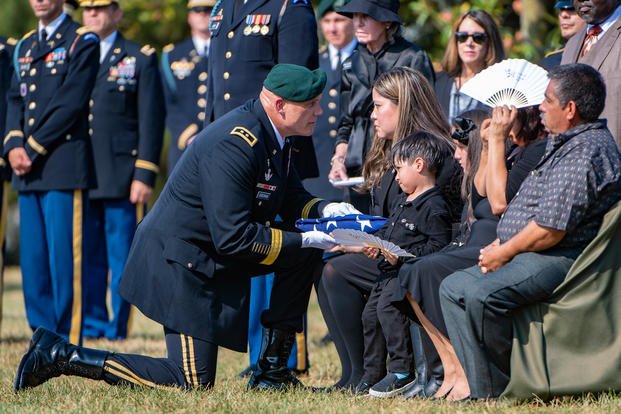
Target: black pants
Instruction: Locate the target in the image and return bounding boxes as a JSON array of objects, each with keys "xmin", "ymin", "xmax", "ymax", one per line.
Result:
[
  {"xmin": 362, "ymin": 276, "xmax": 413, "ymax": 384},
  {"xmin": 102, "ymin": 327, "xmax": 218, "ymax": 389}
]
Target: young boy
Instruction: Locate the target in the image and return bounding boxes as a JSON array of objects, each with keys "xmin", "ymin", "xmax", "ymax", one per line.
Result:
[{"xmin": 359, "ymin": 132, "xmax": 452, "ymax": 397}]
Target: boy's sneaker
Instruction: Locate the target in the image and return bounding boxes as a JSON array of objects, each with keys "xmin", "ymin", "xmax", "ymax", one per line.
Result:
[{"xmin": 368, "ymin": 373, "xmax": 417, "ymax": 398}]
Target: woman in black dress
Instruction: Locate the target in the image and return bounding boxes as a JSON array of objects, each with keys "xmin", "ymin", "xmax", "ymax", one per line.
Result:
[
  {"xmin": 395, "ymin": 105, "xmax": 547, "ymax": 400},
  {"xmin": 317, "ymin": 67, "xmax": 460, "ymax": 392}
]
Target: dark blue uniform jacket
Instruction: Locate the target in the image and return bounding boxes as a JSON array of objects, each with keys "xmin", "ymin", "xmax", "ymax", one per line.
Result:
[
  {"xmin": 0, "ymin": 36, "xmax": 16, "ymax": 181},
  {"xmin": 119, "ymin": 99, "xmax": 328, "ymax": 351},
  {"xmin": 161, "ymin": 38, "xmax": 208, "ymax": 172},
  {"xmin": 89, "ymin": 33, "xmax": 164, "ymax": 199},
  {"xmin": 2, "ymin": 16, "xmax": 99, "ymax": 191}
]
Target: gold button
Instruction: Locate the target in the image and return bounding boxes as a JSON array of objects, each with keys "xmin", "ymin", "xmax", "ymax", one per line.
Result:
[
  {"xmin": 198, "ymin": 112, "xmax": 205, "ymax": 121},
  {"xmin": 328, "ymin": 116, "xmax": 336, "ymax": 124},
  {"xmin": 28, "ymin": 118, "xmax": 35, "ymax": 126},
  {"xmin": 266, "ymin": 221, "xmax": 271, "ymax": 227},
  {"xmin": 197, "ymin": 98, "xmax": 206, "ymax": 108},
  {"xmin": 329, "ymin": 88, "xmax": 337, "ymax": 97},
  {"xmin": 330, "ymin": 130, "xmax": 337, "ymax": 137},
  {"xmin": 28, "ymin": 102, "xmax": 36, "ymax": 110},
  {"xmin": 119, "ymin": 85, "xmax": 125, "ymax": 92},
  {"xmin": 199, "ymin": 72, "xmax": 208, "ymax": 81},
  {"xmin": 224, "ymin": 93, "xmax": 230, "ymax": 101},
  {"xmin": 89, "ymin": 128, "xmax": 93, "ymax": 135},
  {"xmin": 227, "ymin": 31, "xmax": 234, "ymax": 39},
  {"xmin": 21, "ymin": 71, "xmax": 25, "ymax": 77},
  {"xmin": 187, "ymin": 262, "xmax": 193, "ymax": 269},
  {"xmin": 29, "ymin": 68, "xmax": 37, "ymax": 76},
  {"xmin": 225, "ymin": 51, "xmax": 232, "ymax": 59},
  {"xmin": 89, "ymin": 99, "xmax": 94, "ymax": 107},
  {"xmin": 51, "ymin": 68, "xmax": 57, "ymax": 74},
  {"xmin": 197, "ymin": 85, "xmax": 207, "ymax": 94},
  {"xmin": 328, "ymin": 102, "xmax": 337, "ymax": 110},
  {"xmin": 29, "ymin": 84, "xmax": 37, "ymax": 92},
  {"xmin": 131, "ymin": 149, "xmax": 137, "ymax": 156},
  {"xmin": 66, "ymin": 134, "xmax": 72, "ymax": 140},
  {"xmin": 88, "ymin": 114, "xmax": 93, "ymax": 121},
  {"xmin": 223, "ymin": 72, "xmax": 230, "ymax": 80}
]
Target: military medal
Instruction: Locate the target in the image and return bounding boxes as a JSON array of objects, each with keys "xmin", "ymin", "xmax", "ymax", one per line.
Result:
[
  {"xmin": 252, "ymin": 24, "xmax": 260, "ymax": 34},
  {"xmin": 260, "ymin": 25, "xmax": 269, "ymax": 35},
  {"xmin": 260, "ymin": 15, "xmax": 271, "ymax": 35},
  {"xmin": 243, "ymin": 26, "xmax": 252, "ymax": 36},
  {"xmin": 244, "ymin": 15, "xmax": 254, "ymax": 36}
]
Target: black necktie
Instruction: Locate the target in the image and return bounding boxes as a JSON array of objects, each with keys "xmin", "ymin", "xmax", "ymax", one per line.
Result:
[
  {"xmin": 336, "ymin": 50, "xmax": 343, "ymax": 77},
  {"xmin": 40, "ymin": 29, "xmax": 48, "ymax": 42},
  {"xmin": 282, "ymin": 138, "xmax": 291, "ymax": 175}
]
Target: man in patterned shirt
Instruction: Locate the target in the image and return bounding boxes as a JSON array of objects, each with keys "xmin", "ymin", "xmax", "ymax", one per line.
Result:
[{"xmin": 439, "ymin": 63, "xmax": 621, "ymax": 400}]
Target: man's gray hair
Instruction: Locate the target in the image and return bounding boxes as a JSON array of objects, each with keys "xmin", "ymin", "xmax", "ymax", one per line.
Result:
[{"xmin": 548, "ymin": 63, "xmax": 606, "ymax": 123}]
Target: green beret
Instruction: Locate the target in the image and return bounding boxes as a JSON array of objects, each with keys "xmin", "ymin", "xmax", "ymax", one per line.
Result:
[
  {"xmin": 317, "ymin": 0, "xmax": 350, "ymax": 17},
  {"xmin": 263, "ymin": 64, "xmax": 327, "ymax": 102}
]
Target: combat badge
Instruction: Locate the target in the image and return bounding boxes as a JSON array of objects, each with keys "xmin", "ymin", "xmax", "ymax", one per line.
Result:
[{"xmin": 171, "ymin": 59, "xmax": 195, "ymax": 80}]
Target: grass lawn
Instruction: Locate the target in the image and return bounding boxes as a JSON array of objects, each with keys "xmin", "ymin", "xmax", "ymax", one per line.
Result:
[{"xmin": 1, "ymin": 266, "xmax": 619, "ymax": 413}]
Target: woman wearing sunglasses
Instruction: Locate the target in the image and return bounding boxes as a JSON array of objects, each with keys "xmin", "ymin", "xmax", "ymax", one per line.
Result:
[
  {"xmin": 392, "ymin": 106, "xmax": 547, "ymax": 400},
  {"xmin": 436, "ymin": 11, "xmax": 505, "ymax": 123}
]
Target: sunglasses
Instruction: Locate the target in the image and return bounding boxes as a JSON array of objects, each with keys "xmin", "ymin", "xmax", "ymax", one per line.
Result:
[
  {"xmin": 191, "ymin": 6, "xmax": 213, "ymax": 13},
  {"xmin": 455, "ymin": 32, "xmax": 488, "ymax": 44},
  {"xmin": 451, "ymin": 117, "xmax": 477, "ymax": 145}
]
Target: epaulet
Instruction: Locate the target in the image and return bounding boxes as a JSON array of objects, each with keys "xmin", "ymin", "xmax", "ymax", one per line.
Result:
[
  {"xmin": 22, "ymin": 30, "xmax": 36, "ymax": 40},
  {"xmin": 76, "ymin": 26, "xmax": 94, "ymax": 36},
  {"xmin": 7, "ymin": 37, "xmax": 18, "ymax": 46},
  {"xmin": 318, "ymin": 44, "xmax": 328, "ymax": 53},
  {"xmin": 141, "ymin": 45, "xmax": 156, "ymax": 56},
  {"xmin": 230, "ymin": 126, "xmax": 258, "ymax": 147},
  {"xmin": 163, "ymin": 43, "xmax": 174, "ymax": 53},
  {"xmin": 543, "ymin": 48, "xmax": 564, "ymax": 58}
]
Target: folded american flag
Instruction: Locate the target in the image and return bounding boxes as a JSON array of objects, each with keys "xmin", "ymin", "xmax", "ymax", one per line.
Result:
[{"xmin": 295, "ymin": 214, "xmax": 387, "ymax": 234}]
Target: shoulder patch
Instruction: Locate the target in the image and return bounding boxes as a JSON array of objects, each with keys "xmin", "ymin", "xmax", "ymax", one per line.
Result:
[
  {"xmin": 163, "ymin": 43, "xmax": 174, "ymax": 53},
  {"xmin": 23, "ymin": 30, "xmax": 36, "ymax": 40},
  {"xmin": 7, "ymin": 37, "xmax": 18, "ymax": 46},
  {"xmin": 141, "ymin": 45, "xmax": 156, "ymax": 56},
  {"xmin": 76, "ymin": 26, "xmax": 94, "ymax": 36},
  {"xmin": 230, "ymin": 126, "xmax": 258, "ymax": 147}
]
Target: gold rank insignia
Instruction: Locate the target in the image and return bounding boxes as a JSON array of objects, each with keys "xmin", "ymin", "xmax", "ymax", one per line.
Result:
[
  {"xmin": 163, "ymin": 43, "xmax": 174, "ymax": 53},
  {"xmin": 230, "ymin": 126, "xmax": 258, "ymax": 147},
  {"xmin": 76, "ymin": 26, "xmax": 94, "ymax": 35},
  {"xmin": 140, "ymin": 45, "xmax": 156, "ymax": 56},
  {"xmin": 7, "ymin": 37, "xmax": 18, "ymax": 46}
]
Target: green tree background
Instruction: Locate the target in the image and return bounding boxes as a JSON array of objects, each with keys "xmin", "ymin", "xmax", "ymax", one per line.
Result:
[{"xmin": 1, "ymin": 0, "xmax": 560, "ymax": 62}]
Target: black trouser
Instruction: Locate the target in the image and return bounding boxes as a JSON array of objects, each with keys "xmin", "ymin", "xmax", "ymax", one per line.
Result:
[
  {"xmin": 102, "ymin": 327, "xmax": 218, "ymax": 389},
  {"xmin": 361, "ymin": 276, "xmax": 413, "ymax": 384}
]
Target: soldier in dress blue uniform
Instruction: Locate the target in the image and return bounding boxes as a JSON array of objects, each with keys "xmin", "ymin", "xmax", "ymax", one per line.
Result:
[
  {"xmin": 2, "ymin": 0, "xmax": 99, "ymax": 345},
  {"xmin": 161, "ymin": 0, "xmax": 214, "ymax": 174},
  {"xmin": 206, "ymin": 0, "xmax": 321, "ymax": 376},
  {"xmin": 0, "ymin": 35, "xmax": 17, "ymax": 333},
  {"xmin": 302, "ymin": 0, "xmax": 356, "ymax": 202},
  {"xmin": 14, "ymin": 64, "xmax": 361, "ymax": 392},
  {"xmin": 540, "ymin": 0, "xmax": 586, "ymax": 70},
  {"xmin": 80, "ymin": 0, "xmax": 165, "ymax": 340}
]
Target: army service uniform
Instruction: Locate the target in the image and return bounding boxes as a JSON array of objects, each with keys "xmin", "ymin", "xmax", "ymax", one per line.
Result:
[
  {"xmin": 83, "ymin": 32, "xmax": 165, "ymax": 340},
  {"xmin": 161, "ymin": 39, "xmax": 209, "ymax": 173},
  {"xmin": 2, "ymin": 15, "xmax": 99, "ymax": 344}
]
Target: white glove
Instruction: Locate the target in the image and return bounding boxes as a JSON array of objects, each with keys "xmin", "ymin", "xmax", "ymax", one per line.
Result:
[
  {"xmin": 301, "ymin": 231, "xmax": 337, "ymax": 250},
  {"xmin": 322, "ymin": 202, "xmax": 362, "ymax": 218}
]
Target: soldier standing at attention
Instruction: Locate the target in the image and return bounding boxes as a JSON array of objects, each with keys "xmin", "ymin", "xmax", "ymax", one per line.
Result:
[
  {"xmin": 303, "ymin": 0, "xmax": 356, "ymax": 201},
  {"xmin": 162, "ymin": 0, "xmax": 214, "ymax": 174},
  {"xmin": 0, "ymin": 35, "xmax": 18, "ymax": 333},
  {"xmin": 206, "ymin": 0, "xmax": 321, "ymax": 376},
  {"xmin": 80, "ymin": 0, "xmax": 165, "ymax": 340},
  {"xmin": 2, "ymin": 0, "xmax": 99, "ymax": 345}
]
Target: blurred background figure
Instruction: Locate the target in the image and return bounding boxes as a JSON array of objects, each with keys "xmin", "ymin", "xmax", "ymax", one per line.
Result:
[
  {"xmin": 540, "ymin": 0, "xmax": 586, "ymax": 70},
  {"xmin": 81, "ymin": 0, "xmax": 165, "ymax": 340},
  {"xmin": 303, "ymin": 0, "xmax": 356, "ymax": 202},
  {"xmin": 161, "ymin": 0, "xmax": 214, "ymax": 174},
  {"xmin": 63, "ymin": 0, "xmax": 79, "ymax": 16},
  {"xmin": 434, "ymin": 10, "xmax": 505, "ymax": 124}
]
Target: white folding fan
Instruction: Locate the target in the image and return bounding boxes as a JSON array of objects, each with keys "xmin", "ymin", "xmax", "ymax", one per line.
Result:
[{"xmin": 459, "ymin": 59, "xmax": 549, "ymax": 108}]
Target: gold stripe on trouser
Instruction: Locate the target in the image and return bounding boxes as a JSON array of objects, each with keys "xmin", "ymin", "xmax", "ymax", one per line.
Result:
[
  {"xmin": 295, "ymin": 332, "xmax": 306, "ymax": 371},
  {"xmin": 125, "ymin": 202, "xmax": 145, "ymax": 338},
  {"xmin": 103, "ymin": 360, "xmax": 178, "ymax": 390},
  {"xmin": 0, "ymin": 182, "xmax": 8, "ymax": 334},
  {"xmin": 181, "ymin": 334, "xmax": 199, "ymax": 386},
  {"xmin": 69, "ymin": 190, "xmax": 83, "ymax": 345}
]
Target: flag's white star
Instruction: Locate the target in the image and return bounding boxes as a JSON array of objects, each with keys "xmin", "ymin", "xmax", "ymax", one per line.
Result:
[
  {"xmin": 356, "ymin": 216, "xmax": 372, "ymax": 232},
  {"xmin": 326, "ymin": 220, "xmax": 338, "ymax": 229}
]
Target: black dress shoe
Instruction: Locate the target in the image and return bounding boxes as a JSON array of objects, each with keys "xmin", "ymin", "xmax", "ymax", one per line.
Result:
[
  {"xmin": 238, "ymin": 365, "xmax": 256, "ymax": 378},
  {"xmin": 423, "ymin": 377, "xmax": 444, "ymax": 398},
  {"xmin": 353, "ymin": 381, "xmax": 371, "ymax": 395},
  {"xmin": 402, "ymin": 381, "xmax": 425, "ymax": 399}
]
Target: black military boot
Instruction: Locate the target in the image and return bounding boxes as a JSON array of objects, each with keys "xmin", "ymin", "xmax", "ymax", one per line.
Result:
[
  {"xmin": 247, "ymin": 327, "xmax": 303, "ymax": 391},
  {"xmin": 14, "ymin": 327, "xmax": 109, "ymax": 392}
]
